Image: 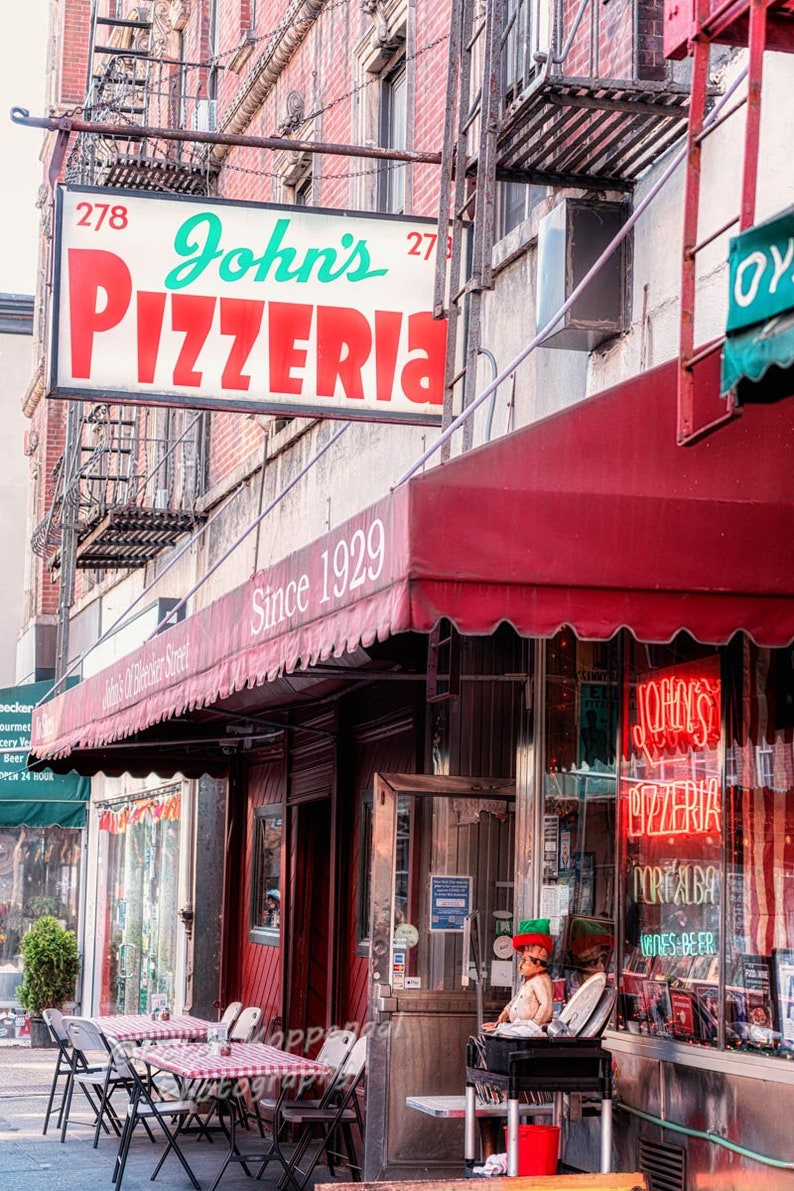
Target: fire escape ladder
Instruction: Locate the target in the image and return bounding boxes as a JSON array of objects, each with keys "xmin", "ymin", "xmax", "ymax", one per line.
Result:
[
  {"xmin": 677, "ymin": 0, "xmax": 782, "ymax": 444},
  {"xmin": 434, "ymin": 0, "xmax": 505, "ymax": 456}
]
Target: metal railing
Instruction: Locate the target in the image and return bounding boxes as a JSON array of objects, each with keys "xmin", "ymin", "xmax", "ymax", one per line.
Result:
[{"xmin": 32, "ymin": 403, "xmax": 207, "ymax": 570}]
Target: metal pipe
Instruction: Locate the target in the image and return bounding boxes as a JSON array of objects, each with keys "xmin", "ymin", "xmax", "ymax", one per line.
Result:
[
  {"xmin": 550, "ymin": 0, "xmax": 592, "ymax": 65},
  {"xmin": 10, "ymin": 107, "xmax": 442, "ymax": 166},
  {"xmin": 394, "ymin": 63, "xmax": 750, "ymax": 488},
  {"xmin": 479, "ymin": 347, "xmax": 500, "ymax": 442},
  {"xmin": 39, "ymin": 477, "xmax": 249, "ymax": 702},
  {"xmin": 618, "ymin": 1100, "xmax": 794, "ymax": 1171},
  {"xmin": 148, "ymin": 422, "xmax": 350, "ymax": 639}
]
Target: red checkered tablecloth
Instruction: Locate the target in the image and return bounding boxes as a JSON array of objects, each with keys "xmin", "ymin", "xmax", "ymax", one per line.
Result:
[
  {"xmin": 138, "ymin": 1040, "xmax": 330, "ymax": 1081},
  {"xmin": 94, "ymin": 1013, "xmax": 216, "ymax": 1042}
]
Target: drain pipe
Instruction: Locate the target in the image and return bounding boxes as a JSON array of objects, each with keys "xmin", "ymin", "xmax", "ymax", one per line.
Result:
[{"xmin": 618, "ymin": 1100, "xmax": 794, "ymax": 1171}]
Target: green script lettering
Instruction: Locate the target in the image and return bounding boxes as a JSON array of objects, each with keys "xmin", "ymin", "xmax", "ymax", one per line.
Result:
[{"xmin": 164, "ymin": 213, "xmax": 389, "ymax": 290}]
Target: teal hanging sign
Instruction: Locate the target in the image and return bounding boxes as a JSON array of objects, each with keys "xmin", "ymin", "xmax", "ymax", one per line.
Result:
[
  {"xmin": 722, "ymin": 205, "xmax": 794, "ymax": 396},
  {"xmin": 0, "ymin": 681, "xmax": 89, "ymax": 828}
]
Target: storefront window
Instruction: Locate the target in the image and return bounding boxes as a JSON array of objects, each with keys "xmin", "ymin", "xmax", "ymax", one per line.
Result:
[
  {"xmin": 95, "ymin": 790, "xmax": 181, "ymax": 1014},
  {"xmin": 0, "ymin": 826, "xmax": 82, "ymax": 1006},
  {"xmin": 620, "ymin": 641, "xmax": 722, "ymax": 1044},
  {"xmin": 544, "ymin": 631, "xmax": 619, "ymax": 1003},
  {"xmin": 250, "ymin": 807, "xmax": 283, "ymax": 944},
  {"xmin": 724, "ymin": 641, "xmax": 794, "ymax": 1057}
]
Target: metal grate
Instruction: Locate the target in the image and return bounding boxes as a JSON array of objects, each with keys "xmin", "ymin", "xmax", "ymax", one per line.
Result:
[{"xmin": 638, "ymin": 1138, "xmax": 687, "ymax": 1191}]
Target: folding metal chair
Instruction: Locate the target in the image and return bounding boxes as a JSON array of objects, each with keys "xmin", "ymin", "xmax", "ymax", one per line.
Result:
[
  {"xmin": 41, "ymin": 1009, "xmax": 74, "ymax": 1135},
  {"xmin": 266, "ymin": 1036, "xmax": 367, "ymax": 1191},
  {"xmin": 59, "ymin": 1016, "xmax": 131, "ymax": 1147},
  {"xmin": 252, "ymin": 1026, "xmax": 357, "ymax": 1138},
  {"xmin": 183, "ymin": 1004, "xmax": 266, "ymax": 1136},
  {"xmin": 229, "ymin": 1005, "xmax": 262, "ymax": 1042},
  {"xmin": 219, "ymin": 1001, "xmax": 243, "ymax": 1032},
  {"xmin": 109, "ymin": 1039, "xmax": 201, "ymax": 1191}
]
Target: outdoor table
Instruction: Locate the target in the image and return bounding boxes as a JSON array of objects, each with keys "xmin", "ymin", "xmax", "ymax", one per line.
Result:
[
  {"xmin": 94, "ymin": 1013, "xmax": 216, "ymax": 1043},
  {"xmin": 406, "ymin": 1093, "xmax": 552, "ymax": 1119},
  {"xmin": 139, "ymin": 1040, "xmax": 330, "ymax": 1191},
  {"xmin": 465, "ymin": 1035, "xmax": 613, "ymax": 1177}
]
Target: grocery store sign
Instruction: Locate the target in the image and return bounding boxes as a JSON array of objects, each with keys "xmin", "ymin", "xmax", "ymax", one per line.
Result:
[{"xmin": 50, "ymin": 186, "xmax": 447, "ymax": 424}]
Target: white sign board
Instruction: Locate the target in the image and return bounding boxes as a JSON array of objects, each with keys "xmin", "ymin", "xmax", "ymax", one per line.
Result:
[{"xmin": 51, "ymin": 186, "xmax": 447, "ymax": 424}]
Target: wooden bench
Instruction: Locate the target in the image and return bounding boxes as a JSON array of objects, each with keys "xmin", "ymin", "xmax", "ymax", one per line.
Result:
[{"xmin": 319, "ymin": 1175, "xmax": 648, "ymax": 1191}]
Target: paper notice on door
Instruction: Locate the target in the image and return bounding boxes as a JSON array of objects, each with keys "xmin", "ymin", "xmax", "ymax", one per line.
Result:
[
  {"xmin": 540, "ymin": 883, "xmax": 570, "ymax": 935},
  {"xmin": 491, "ymin": 959, "xmax": 514, "ymax": 987}
]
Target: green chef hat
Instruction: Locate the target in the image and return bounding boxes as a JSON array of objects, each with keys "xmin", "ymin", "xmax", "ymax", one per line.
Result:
[{"xmin": 512, "ymin": 918, "xmax": 553, "ymax": 955}]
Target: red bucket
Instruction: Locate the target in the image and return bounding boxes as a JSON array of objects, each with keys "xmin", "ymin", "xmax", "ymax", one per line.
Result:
[{"xmin": 505, "ymin": 1123, "xmax": 560, "ymax": 1176}]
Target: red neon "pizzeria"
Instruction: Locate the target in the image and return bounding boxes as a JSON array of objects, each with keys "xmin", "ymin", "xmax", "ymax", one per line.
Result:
[{"xmin": 626, "ymin": 777, "xmax": 721, "ymax": 838}]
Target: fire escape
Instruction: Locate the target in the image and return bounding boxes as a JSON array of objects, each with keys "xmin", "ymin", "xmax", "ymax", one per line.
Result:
[
  {"xmin": 436, "ymin": 0, "xmax": 794, "ymax": 446},
  {"xmin": 32, "ymin": 403, "xmax": 207, "ymax": 575},
  {"xmin": 435, "ymin": 0, "xmax": 694, "ymax": 444},
  {"xmin": 41, "ymin": 3, "xmax": 217, "ymax": 673},
  {"xmin": 42, "ymin": 1, "xmax": 217, "ymax": 575},
  {"xmin": 65, "ymin": 3, "xmax": 217, "ymax": 194}
]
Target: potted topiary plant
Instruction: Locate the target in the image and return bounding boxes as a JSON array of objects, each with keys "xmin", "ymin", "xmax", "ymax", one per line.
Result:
[{"xmin": 18, "ymin": 916, "xmax": 80, "ymax": 1048}]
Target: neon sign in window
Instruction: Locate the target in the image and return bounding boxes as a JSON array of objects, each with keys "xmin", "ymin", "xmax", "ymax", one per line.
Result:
[
  {"xmin": 626, "ymin": 776, "xmax": 721, "ymax": 838},
  {"xmin": 632, "ymin": 674, "xmax": 720, "ymax": 765}
]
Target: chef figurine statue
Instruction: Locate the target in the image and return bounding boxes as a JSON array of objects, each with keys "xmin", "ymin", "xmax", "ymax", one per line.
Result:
[{"xmin": 483, "ymin": 918, "xmax": 555, "ymax": 1030}]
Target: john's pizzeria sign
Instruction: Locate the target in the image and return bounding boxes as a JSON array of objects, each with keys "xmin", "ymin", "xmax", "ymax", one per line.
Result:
[{"xmin": 50, "ymin": 187, "xmax": 447, "ymax": 425}]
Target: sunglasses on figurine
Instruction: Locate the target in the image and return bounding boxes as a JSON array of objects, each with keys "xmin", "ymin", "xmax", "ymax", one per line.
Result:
[{"xmin": 521, "ymin": 953, "xmax": 549, "ymax": 968}]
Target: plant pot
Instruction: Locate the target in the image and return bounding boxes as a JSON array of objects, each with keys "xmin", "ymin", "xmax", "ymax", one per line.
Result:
[{"xmin": 29, "ymin": 1016, "xmax": 57, "ymax": 1048}]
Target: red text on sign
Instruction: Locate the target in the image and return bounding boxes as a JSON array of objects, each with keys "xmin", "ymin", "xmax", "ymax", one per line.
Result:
[{"xmin": 67, "ymin": 248, "xmax": 446, "ymax": 407}]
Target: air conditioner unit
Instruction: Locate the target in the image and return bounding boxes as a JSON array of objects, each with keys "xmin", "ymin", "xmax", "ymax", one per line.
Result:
[
  {"xmin": 536, "ymin": 199, "xmax": 630, "ymax": 352},
  {"xmin": 192, "ymin": 99, "xmax": 217, "ymax": 132}
]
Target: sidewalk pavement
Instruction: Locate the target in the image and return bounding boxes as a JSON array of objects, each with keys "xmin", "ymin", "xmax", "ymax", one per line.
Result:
[{"xmin": 0, "ymin": 1042, "xmax": 352, "ymax": 1191}]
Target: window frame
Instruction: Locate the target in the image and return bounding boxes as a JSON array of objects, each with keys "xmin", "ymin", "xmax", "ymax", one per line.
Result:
[
  {"xmin": 249, "ymin": 805, "xmax": 283, "ymax": 946},
  {"xmin": 377, "ymin": 57, "xmax": 407, "ymax": 214}
]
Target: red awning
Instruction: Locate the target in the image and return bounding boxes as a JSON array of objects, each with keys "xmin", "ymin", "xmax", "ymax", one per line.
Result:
[{"xmin": 31, "ymin": 356, "xmax": 794, "ymax": 762}]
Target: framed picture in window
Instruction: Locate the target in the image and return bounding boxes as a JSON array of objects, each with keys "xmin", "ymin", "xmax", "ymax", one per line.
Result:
[
  {"xmin": 643, "ymin": 979, "xmax": 673, "ymax": 1037},
  {"xmin": 670, "ymin": 990, "xmax": 696, "ymax": 1038},
  {"xmin": 772, "ymin": 949, "xmax": 794, "ymax": 1048}
]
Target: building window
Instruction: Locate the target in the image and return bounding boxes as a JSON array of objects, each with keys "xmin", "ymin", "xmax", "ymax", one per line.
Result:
[
  {"xmin": 95, "ymin": 790, "xmax": 182, "ymax": 1014},
  {"xmin": 544, "ymin": 631, "xmax": 619, "ymax": 1005},
  {"xmin": 293, "ymin": 170, "xmax": 313, "ymax": 207},
  {"xmin": 249, "ymin": 807, "xmax": 282, "ymax": 945},
  {"xmin": 356, "ymin": 789, "xmax": 413, "ymax": 956},
  {"xmin": 724, "ymin": 642, "xmax": 794, "ymax": 1058},
  {"xmin": 377, "ymin": 60, "xmax": 406, "ymax": 214},
  {"xmin": 498, "ymin": 181, "xmax": 546, "ymax": 238}
]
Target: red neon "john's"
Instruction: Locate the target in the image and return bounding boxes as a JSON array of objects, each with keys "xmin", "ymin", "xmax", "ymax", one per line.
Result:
[{"xmin": 632, "ymin": 674, "xmax": 720, "ymax": 765}]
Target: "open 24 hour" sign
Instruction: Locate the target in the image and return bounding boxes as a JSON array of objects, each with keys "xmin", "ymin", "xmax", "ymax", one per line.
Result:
[{"xmin": 50, "ymin": 187, "xmax": 448, "ymax": 425}]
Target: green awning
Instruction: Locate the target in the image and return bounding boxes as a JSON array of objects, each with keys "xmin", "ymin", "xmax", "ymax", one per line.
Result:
[
  {"xmin": 722, "ymin": 206, "xmax": 794, "ymax": 398},
  {"xmin": 722, "ymin": 311, "xmax": 794, "ymax": 396},
  {"xmin": 0, "ymin": 681, "xmax": 89, "ymax": 828}
]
